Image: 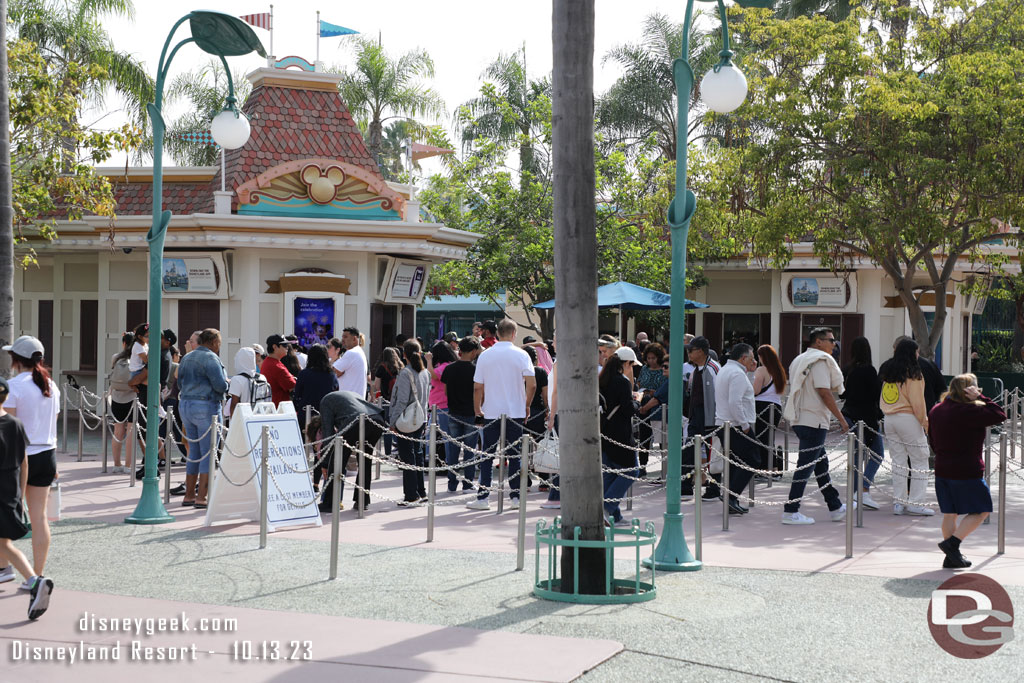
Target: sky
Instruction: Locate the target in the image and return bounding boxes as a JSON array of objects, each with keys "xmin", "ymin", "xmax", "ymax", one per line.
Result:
[{"xmin": 93, "ymin": 1, "xmax": 704, "ymax": 167}]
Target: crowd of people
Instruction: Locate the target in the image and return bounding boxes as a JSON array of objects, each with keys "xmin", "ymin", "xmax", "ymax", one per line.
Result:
[{"xmin": 0, "ymin": 315, "xmax": 1005, "ymax": 621}]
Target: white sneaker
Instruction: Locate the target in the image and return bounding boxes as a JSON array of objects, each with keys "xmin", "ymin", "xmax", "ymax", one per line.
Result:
[
  {"xmin": 860, "ymin": 492, "xmax": 880, "ymax": 510},
  {"xmin": 830, "ymin": 502, "xmax": 856, "ymax": 522},
  {"xmin": 0, "ymin": 566, "xmax": 14, "ymax": 583},
  {"xmin": 465, "ymin": 499, "xmax": 490, "ymax": 511},
  {"xmin": 893, "ymin": 504, "xmax": 905, "ymax": 515},
  {"xmin": 781, "ymin": 512, "xmax": 815, "ymax": 525},
  {"xmin": 614, "ymin": 517, "xmax": 631, "ymax": 528},
  {"xmin": 904, "ymin": 504, "xmax": 935, "ymax": 516},
  {"xmin": 18, "ymin": 577, "xmax": 36, "ymax": 592},
  {"xmin": 540, "ymin": 501, "xmax": 560, "ymax": 509},
  {"xmin": 507, "ymin": 498, "xmax": 520, "ymax": 510}
]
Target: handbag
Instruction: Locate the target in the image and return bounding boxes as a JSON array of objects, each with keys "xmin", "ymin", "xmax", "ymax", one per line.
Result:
[
  {"xmin": 533, "ymin": 429, "xmax": 560, "ymax": 473},
  {"xmin": 395, "ymin": 370, "xmax": 427, "ymax": 433}
]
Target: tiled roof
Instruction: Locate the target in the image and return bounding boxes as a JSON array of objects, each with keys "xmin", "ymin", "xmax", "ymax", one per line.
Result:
[
  {"xmin": 215, "ymin": 84, "xmax": 380, "ymax": 202},
  {"xmin": 111, "ymin": 181, "xmax": 214, "ymax": 216}
]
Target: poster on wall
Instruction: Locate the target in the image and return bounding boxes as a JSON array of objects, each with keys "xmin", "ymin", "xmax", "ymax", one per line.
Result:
[
  {"xmin": 782, "ymin": 273, "xmax": 856, "ymax": 312},
  {"xmin": 293, "ymin": 297, "xmax": 335, "ymax": 347},
  {"xmin": 159, "ymin": 252, "xmax": 229, "ymax": 298},
  {"xmin": 381, "ymin": 259, "xmax": 431, "ymax": 305}
]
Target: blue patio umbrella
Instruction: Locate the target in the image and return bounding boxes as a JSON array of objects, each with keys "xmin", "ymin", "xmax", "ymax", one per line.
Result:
[{"xmin": 533, "ymin": 281, "xmax": 709, "ymax": 310}]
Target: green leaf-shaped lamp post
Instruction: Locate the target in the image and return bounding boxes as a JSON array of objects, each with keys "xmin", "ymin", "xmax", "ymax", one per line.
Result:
[
  {"xmin": 643, "ymin": 0, "xmax": 770, "ymax": 570},
  {"xmin": 126, "ymin": 12, "xmax": 266, "ymax": 524}
]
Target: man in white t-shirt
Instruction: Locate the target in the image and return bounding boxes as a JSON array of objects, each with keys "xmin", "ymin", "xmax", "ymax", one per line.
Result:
[
  {"xmin": 466, "ymin": 319, "xmax": 536, "ymax": 511},
  {"xmin": 332, "ymin": 327, "xmax": 368, "ymax": 397}
]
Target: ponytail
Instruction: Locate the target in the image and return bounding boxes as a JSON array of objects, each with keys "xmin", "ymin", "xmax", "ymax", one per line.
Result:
[
  {"xmin": 403, "ymin": 339, "xmax": 425, "ymax": 373},
  {"xmin": 11, "ymin": 351, "xmax": 52, "ymax": 397}
]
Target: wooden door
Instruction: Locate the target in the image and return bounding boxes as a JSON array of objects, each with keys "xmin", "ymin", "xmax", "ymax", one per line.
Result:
[
  {"xmin": 840, "ymin": 313, "xmax": 864, "ymax": 369},
  {"xmin": 178, "ymin": 300, "xmax": 220, "ymax": 352},
  {"xmin": 79, "ymin": 300, "xmax": 98, "ymax": 370},
  {"xmin": 780, "ymin": 312, "xmax": 801, "ymax": 369},
  {"xmin": 38, "ymin": 300, "xmax": 53, "ymax": 365},
  {"xmin": 702, "ymin": 312, "xmax": 723, "ymax": 358}
]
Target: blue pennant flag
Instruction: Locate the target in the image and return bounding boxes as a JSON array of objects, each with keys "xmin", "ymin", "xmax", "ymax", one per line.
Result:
[{"xmin": 320, "ymin": 20, "xmax": 358, "ymax": 38}]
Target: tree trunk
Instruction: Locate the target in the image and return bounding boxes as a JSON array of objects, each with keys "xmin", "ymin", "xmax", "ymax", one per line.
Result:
[
  {"xmin": 368, "ymin": 117, "xmax": 384, "ymax": 171},
  {"xmin": 552, "ymin": 0, "xmax": 606, "ymax": 594},
  {"xmin": 0, "ymin": 0, "xmax": 14, "ymax": 375}
]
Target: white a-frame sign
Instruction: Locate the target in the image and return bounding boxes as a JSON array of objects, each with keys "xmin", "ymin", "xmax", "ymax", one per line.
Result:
[{"xmin": 204, "ymin": 402, "xmax": 322, "ymax": 531}]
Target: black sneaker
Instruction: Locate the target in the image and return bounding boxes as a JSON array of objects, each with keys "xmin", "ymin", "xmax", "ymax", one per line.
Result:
[
  {"xmin": 942, "ymin": 554, "xmax": 972, "ymax": 569},
  {"xmin": 28, "ymin": 577, "xmax": 54, "ymax": 620},
  {"xmin": 702, "ymin": 483, "xmax": 722, "ymax": 500}
]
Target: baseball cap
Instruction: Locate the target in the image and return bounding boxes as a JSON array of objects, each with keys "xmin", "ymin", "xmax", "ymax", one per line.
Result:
[
  {"xmin": 266, "ymin": 334, "xmax": 292, "ymax": 350},
  {"xmin": 688, "ymin": 336, "xmax": 710, "ymax": 353},
  {"xmin": 251, "ymin": 343, "xmax": 266, "ymax": 356},
  {"xmin": 614, "ymin": 346, "xmax": 642, "ymax": 366},
  {"xmin": 522, "ymin": 335, "xmax": 537, "ymax": 344},
  {"xmin": 2, "ymin": 335, "xmax": 45, "ymax": 358},
  {"xmin": 443, "ymin": 332, "xmax": 458, "ymax": 343},
  {"xmin": 162, "ymin": 329, "xmax": 177, "ymax": 346}
]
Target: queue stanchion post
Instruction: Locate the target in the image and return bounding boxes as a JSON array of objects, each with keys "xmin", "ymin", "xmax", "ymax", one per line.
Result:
[
  {"xmin": 62, "ymin": 387, "xmax": 69, "ymax": 452},
  {"xmin": 128, "ymin": 400, "xmax": 138, "ymax": 488},
  {"xmin": 722, "ymin": 422, "xmax": 731, "ymax": 531},
  {"xmin": 660, "ymin": 418, "xmax": 668, "ymax": 481},
  {"xmin": 427, "ymin": 408, "xmax": 437, "ymax": 542},
  {"xmin": 77, "ymin": 389, "xmax": 85, "ymax": 462},
  {"xmin": 767, "ymin": 404, "xmax": 775, "ymax": 488},
  {"xmin": 211, "ymin": 414, "xmax": 221, "ymax": 472},
  {"xmin": 357, "ymin": 414, "xmax": 366, "ymax": 519},
  {"xmin": 845, "ymin": 432, "xmax": 854, "ymax": 559},
  {"xmin": 164, "ymin": 407, "xmax": 175, "ymax": 505},
  {"xmin": 329, "ymin": 436, "xmax": 342, "ymax": 580},
  {"xmin": 375, "ymin": 398, "xmax": 383, "ymax": 480},
  {"xmin": 856, "ymin": 421, "xmax": 865, "ymax": 528},
  {"xmin": 259, "ymin": 426, "xmax": 269, "ymax": 549},
  {"xmin": 783, "ymin": 425, "xmax": 790, "ymax": 471},
  {"xmin": 984, "ymin": 428, "xmax": 992, "ymax": 525},
  {"xmin": 998, "ymin": 430, "xmax": 1007, "ymax": 554},
  {"xmin": 101, "ymin": 393, "xmax": 109, "ymax": 473},
  {"xmin": 693, "ymin": 435, "xmax": 703, "ymax": 562},
  {"xmin": 497, "ymin": 414, "xmax": 508, "ymax": 515},
  {"xmin": 516, "ymin": 435, "xmax": 530, "ymax": 571}
]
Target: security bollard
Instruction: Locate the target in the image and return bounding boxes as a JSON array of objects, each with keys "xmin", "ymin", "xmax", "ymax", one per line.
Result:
[
  {"xmin": 998, "ymin": 431, "xmax": 1007, "ymax": 554},
  {"xmin": 427, "ymin": 412, "xmax": 437, "ymax": 542},
  {"xmin": 845, "ymin": 432, "xmax": 854, "ymax": 559},
  {"xmin": 357, "ymin": 414, "xmax": 367, "ymax": 520},
  {"xmin": 329, "ymin": 436, "xmax": 343, "ymax": 580},
  {"xmin": 722, "ymin": 423, "xmax": 731, "ymax": 531},
  {"xmin": 856, "ymin": 421, "xmax": 865, "ymax": 528},
  {"xmin": 497, "ymin": 415, "xmax": 508, "ymax": 515},
  {"xmin": 694, "ymin": 435, "xmax": 703, "ymax": 562},
  {"xmin": 260, "ymin": 426, "xmax": 269, "ymax": 549},
  {"xmin": 516, "ymin": 436, "xmax": 530, "ymax": 571},
  {"xmin": 101, "ymin": 393, "xmax": 109, "ymax": 473}
]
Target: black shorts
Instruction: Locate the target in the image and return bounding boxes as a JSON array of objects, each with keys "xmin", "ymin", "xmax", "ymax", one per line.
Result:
[
  {"xmin": 0, "ymin": 504, "xmax": 29, "ymax": 541},
  {"xmin": 111, "ymin": 400, "xmax": 133, "ymax": 423},
  {"xmin": 27, "ymin": 449, "xmax": 57, "ymax": 488}
]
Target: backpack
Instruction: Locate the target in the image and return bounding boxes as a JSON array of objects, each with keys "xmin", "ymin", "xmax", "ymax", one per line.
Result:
[{"xmin": 241, "ymin": 372, "xmax": 273, "ymax": 407}]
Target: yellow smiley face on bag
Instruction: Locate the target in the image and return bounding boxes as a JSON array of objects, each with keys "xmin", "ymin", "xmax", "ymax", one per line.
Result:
[{"xmin": 881, "ymin": 382, "xmax": 900, "ymax": 404}]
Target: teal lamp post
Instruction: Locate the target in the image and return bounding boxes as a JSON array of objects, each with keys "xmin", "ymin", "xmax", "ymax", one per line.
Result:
[
  {"xmin": 126, "ymin": 12, "xmax": 265, "ymax": 524},
  {"xmin": 644, "ymin": 0, "xmax": 771, "ymax": 570}
]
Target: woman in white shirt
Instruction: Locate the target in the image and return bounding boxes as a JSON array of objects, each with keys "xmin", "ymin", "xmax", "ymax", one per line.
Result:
[
  {"xmin": 3, "ymin": 335, "xmax": 60, "ymax": 585},
  {"xmin": 108, "ymin": 333, "xmax": 137, "ymax": 473}
]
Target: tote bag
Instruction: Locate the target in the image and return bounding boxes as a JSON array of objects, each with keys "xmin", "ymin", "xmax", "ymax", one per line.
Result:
[
  {"xmin": 533, "ymin": 430, "xmax": 560, "ymax": 473},
  {"xmin": 395, "ymin": 371, "xmax": 427, "ymax": 433}
]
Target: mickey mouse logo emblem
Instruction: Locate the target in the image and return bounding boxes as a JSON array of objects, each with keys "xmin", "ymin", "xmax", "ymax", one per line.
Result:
[{"xmin": 300, "ymin": 164, "xmax": 346, "ymax": 205}]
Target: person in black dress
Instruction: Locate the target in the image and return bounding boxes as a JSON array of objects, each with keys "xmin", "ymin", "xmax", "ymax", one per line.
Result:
[
  {"xmin": 599, "ymin": 355, "xmax": 638, "ymax": 526},
  {"xmin": 840, "ymin": 337, "xmax": 885, "ymax": 510}
]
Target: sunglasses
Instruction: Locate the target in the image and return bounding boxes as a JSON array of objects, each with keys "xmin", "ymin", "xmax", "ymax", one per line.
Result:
[{"xmin": 661, "ymin": 364, "xmax": 670, "ymax": 369}]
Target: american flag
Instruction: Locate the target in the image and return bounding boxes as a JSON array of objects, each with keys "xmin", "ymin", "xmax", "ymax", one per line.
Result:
[{"xmin": 240, "ymin": 12, "xmax": 271, "ymax": 30}]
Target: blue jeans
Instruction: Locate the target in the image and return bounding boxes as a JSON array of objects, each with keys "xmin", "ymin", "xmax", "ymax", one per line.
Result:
[
  {"xmin": 784, "ymin": 425, "xmax": 841, "ymax": 513},
  {"xmin": 850, "ymin": 425, "xmax": 884, "ymax": 491},
  {"xmin": 478, "ymin": 417, "xmax": 524, "ymax": 500},
  {"xmin": 602, "ymin": 454, "xmax": 638, "ymax": 522},
  {"xmin": 180, "ymin": 399, "xmax": 218, "ymax": 475},
  {"xmin": 445, "ymin": 413, "xmax": 479, "ymax": 491}
]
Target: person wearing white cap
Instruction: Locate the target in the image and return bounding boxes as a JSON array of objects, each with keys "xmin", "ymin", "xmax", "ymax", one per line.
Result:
[{"xmin": 2, "ymin": 335, "xmax": 60, "ymax": 593}]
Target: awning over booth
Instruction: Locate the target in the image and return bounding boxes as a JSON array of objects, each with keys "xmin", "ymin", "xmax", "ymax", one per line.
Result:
[{"xmin": 533, "ymin": 281, "xmax": 709, "ymax": 311}]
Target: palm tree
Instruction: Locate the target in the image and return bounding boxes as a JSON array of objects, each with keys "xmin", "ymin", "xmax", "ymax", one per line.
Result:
[
  {"xmin": 458, "ymin": 52, "xmax": 551, "ymax": 178},
  {"xmin": 157, "ymin": 62, "xmax": 251, "ymax": 166},
  {"xmin": 773, "ymin": 0, "xmax": 855, "ymax": 21},
  {"xmin": 376, "ymin": 119, "xmax": 428, "ymax": 180},
  {"xmin": 336, "ymin": 37, "xmax": 445, "ymax": 171},
  {"xmin": 596, "ymin": 13, "xmax": 720, "ymax": 160},
  {"xmin": 8, "ymin": 0, "xmax": 154, "ymax": 134},
  {"xmin": 552, "ymin": 0, "xmax": 606, "ymax": 594}
]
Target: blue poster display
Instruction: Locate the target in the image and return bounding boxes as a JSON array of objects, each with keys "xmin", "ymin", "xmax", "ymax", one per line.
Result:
[{"xmin": 294, "ymin": 297, "xmax": 335, "ymax": 347}]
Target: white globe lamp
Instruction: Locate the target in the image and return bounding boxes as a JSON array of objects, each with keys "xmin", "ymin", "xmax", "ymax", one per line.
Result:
[
  {"xmin": 700, "ymin": 62, "xmax": 748, "ymax": 114},
  {"xmin": 210, "ymin": 108, "xmax": 251, "ymax": 149}
]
